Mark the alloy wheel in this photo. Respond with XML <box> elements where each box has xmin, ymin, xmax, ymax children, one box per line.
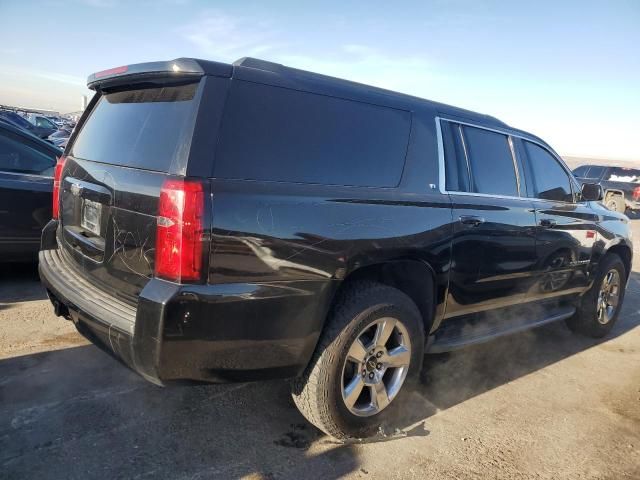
<box><xmin>341</xmin><ymin>317</ymin><xmax>411</xmax><ymax>417</ymax></box>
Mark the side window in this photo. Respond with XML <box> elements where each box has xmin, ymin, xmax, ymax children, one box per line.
<box><xmin>523</xmin><ymin>141</ymin><xmax>573</xmax><ymax>202</ymax></box>
<box><xmin>572</xmin><ymin>166</ymin><xmax>588</xmax><ymax>177</ymax></box>
<box><xmin>0</xmin><ymin>132</ymin><xmax>56</xmax><ymax>176</ymax></box>
<box><xmin>215</xmin><ymin>81</ymin><xmax>411</xmax><ymax>187</ymax></box>
<box><xmin>441</xmin><ymin>121</ymin><xmax>469</xmax><ymax>192</ymax></box>
<box><xmin>585</xmin><ymin>165</ymin><xmax>605</xmax><ymax>180</ymax></box>
<box><xmin>462</xmin><ymin>125</ymin><xmax>518</xmax><ymax>197</ymax></box>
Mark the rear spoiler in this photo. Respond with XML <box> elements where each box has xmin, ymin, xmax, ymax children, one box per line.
<box><xmin>87</xmin><ymin>58</ymin><xmax>232</xmax><ymax>90</ymax></box>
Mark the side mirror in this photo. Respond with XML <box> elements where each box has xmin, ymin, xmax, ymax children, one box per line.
<box><xmin>581</xmin><ymin>183</ymin><xmax>603</xmax><ymax>201</ymax></box>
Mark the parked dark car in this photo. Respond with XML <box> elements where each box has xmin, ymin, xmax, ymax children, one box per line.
<box><xmin>47</xmin><ymin>127</ymin><xmax>73</xmax><ymax>148</ymax></box>
<box><xmin>0</xmin><ymin>120</ymin><xmax>61</xmax><ymax>262</ymax></box>
<box><xmin>573</xmin><ymin>164</ymin><xmax>640</xmax><ymax>213</ymax></box>
<box><xmin>0</xmin><ymin>110</ymin><xmax>56</xmax><ymax>139</ymax></box>
<box><xmin>39</xmin><ymin>57</ymin><xmax>632</xmax><ymax>439</ymax></box>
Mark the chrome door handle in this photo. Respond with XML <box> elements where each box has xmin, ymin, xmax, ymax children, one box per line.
<box><xmin>459</xmin><ymin>215</ymin><xmax>485</xmax><ymax>226</ymax></box>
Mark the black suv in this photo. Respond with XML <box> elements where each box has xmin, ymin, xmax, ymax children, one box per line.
<box><xmin>39</xmin><ymin>57</ymin><xmax>632</xmax><ymax>439</ymax></box>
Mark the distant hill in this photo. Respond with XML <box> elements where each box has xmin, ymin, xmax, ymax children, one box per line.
<box><xmin>563</xmin><ymin>156</ymin><xmax>640</xmax><ymax>170</ymax></box>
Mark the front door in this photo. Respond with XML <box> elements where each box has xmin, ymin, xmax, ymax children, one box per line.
<box><xmin>517</xmin><ymin>139</ymin><xmax>598</xmax><ymax>300</ymax></box>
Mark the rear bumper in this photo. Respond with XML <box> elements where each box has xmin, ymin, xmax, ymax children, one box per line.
<box><xmin>39</xmin><ymin>240</ymin><xmax>334</xmax><ymax>385</ymax></box>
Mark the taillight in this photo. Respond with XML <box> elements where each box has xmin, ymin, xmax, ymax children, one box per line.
<box><xmin>155</xmin><ymin>178</ymin><xmax>205</xmax><ymax>283</ymax></box>
<box><xmin>52</xmin><ymin>156</ymin><xmax>66</xmax><ymax>219</ymax></box>
<box><xmin>633</xmin><ymin>186</ymin><xmax>640</xmax><ymax>201</ymax></box>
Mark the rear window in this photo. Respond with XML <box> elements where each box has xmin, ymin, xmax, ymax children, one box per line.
<box><xmin>215</xmin><ymin>81</ymin><xmax>411</xmax><ymax>187</ymax></box>
<box><xmin>608</xmin><ymin>167</ymin><xmax>640</xmax><ymax>182</ymax></box>
<box><xmin>70</xmin><ymin>83</ymin><xmax>200</xmax><ymax>172</ymax></box>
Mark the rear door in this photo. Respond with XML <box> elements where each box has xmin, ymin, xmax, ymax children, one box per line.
<box><xmin>0</xmin><ymin>128</ymin><xmax>57</xmax><ymax>259</ymax></box>
<box><xmin>440</xmin><ymin>119</ymin><xmax>538</xmax><ymax>318</ymax></box>
<box><xmin>517</xmin><ymin>139</ymin><xmax>598</xmax><ymax>300</ymax></box>
<box><xmin>59</xmin><ymin>79</ymin><xmax>206</xmax><ymax>301</ymax></box>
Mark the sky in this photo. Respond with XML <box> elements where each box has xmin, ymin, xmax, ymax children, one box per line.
<box><xmin>0</xmin><ymin>0</ymin><xmax>638</xmax><ymax>160</ymax></box>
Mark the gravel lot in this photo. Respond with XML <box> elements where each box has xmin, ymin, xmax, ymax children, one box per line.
<box><xmin>1</xmin><ymin>223</ymin><xmax>639</xmax><ymax>479</ymax></box>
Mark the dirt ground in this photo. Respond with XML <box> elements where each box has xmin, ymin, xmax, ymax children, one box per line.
<box><xmin>1</xmin><ymin>224</ymin><xmax>639</xmax><ymax>479</ymax></box>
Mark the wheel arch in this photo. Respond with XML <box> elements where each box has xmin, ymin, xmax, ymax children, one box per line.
<box><xmin>331</xmin><ymin>258</ymin><xmax>437</xmax><ymax>337</ymax></box>
<box><xmin>606</xmin><ymin>242</ymin><xmax>632</xmax><ymax>280</ymax></box>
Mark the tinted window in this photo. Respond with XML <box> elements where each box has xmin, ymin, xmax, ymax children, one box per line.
<box><xmin>524</xmin><ymin>141</ymin><xmax>572</xmax><ymax>202</ymax></box>
<box><xmin>572</xmin><ymin>166</ymin><xmax>588</xmax><ymax>177</ymax></box>
<box><xmin>70</xmin><ymin>83</ymin><xmax>200</xmax><ymax>172</ymax></box>
<box><xmin>0</xmin><ymin>132</ymin><xmax>57</xmax><ymax>175</ymax></box>
<box><xmin>442</xmin><ymin>121</ymin><xmax>469</xmax><ymax>192</ymax></box>
<box><xmin>462</xmin><ymin>125</ymin><xmax>518</xmax><ymax>196</ymax></box>
<box><xmin>585</xmin><ymin>166</ymin><xmax>605</xmax><ymax>179</ymax></box>
<box><xmin>215</xmin><ymin>81</ymin><xmax>411</xmax><ymax>187</ymax></box>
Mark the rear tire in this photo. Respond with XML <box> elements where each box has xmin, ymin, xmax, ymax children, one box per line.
<box><xmin>291</xmin><ymin>282</ymin><xmax>425</xmax><ymax>439</ymax></box>
<box><xmin>566</xmin><ymin>253</ymin><xmax>626</xmax><ymax>338</ymax></box>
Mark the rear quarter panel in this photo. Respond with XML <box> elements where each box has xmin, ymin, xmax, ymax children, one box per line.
<box><xmin>204</xmin><ymin>106</ymin><xmax>454</xmax><ymax>374</ymax></box>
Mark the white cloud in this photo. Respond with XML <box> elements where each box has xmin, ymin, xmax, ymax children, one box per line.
<box><xmin>178</xmin><ymin>10</ymin><xmax>280</xmax><ymax>61</ymax></box>
<box><xmin>34</xmin><ymin>72</ymin><xmax>86</xmax><ymax>87</ymax></box>
<box><xmin>178</xmin><ymin>10</ymin><xmax>440</xmax><ymax>97</ymax></box>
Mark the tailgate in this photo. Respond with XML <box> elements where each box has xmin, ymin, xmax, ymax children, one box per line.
<box><xmin>57</xmin><ymin>80</ymin><xmax>204</xmax><ymax>302</ymax></box>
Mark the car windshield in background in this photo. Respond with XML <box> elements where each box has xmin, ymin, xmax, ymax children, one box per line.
<box><xmin>70</xmin><ymin>82</ymin><xmax>200</xmax><ymax>172</ymax></box>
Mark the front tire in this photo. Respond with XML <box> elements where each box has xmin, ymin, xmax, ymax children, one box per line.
<box><xmin>566</xmin><ymin>253</ymin><xmax>626</xmax><ymax>338</ymax></box>
<box><xmin>291</xmin><ymin>282</ymin><xmax>425</xmax><ymax>439</ymax></box>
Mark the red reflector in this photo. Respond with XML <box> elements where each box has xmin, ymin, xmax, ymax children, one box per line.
<box><xmin>155</xmin><ymin>178</ymin><xmax>205</xmax><ymax>283</ymax></box>
<box><xmin>586</xmin><ymin>230</ymin><xmax>595</xmax><ymax>239</ymax></box>
<box><xmin>52</xmin><ymin>156</ymin><xmax>66</xmax><ymax>220</ymax></box>
<box><xmin>94</xmin><ymin>65</ymin><xmax>128</xmax><ymax>78</ymax></box>
<box><xmin>633</xmin><ymin>186</ymin><xmax>640</xmax><ymax>201</ymax></box>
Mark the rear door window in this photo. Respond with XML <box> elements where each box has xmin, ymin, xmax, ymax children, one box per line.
<box><xmin>523</xmin><ymin>141</ymin><xmax>573</xmax><ymax>202</ymax></box>
<box><xmin>215</xmin><ymin>81</ymin><xmax>411</xmax><ymax>187</ymax></box>
<box><xmin>441</xmin><ymin>121</ymin><xmax>470</xmax><ymax>192</ymax></box>
<box><xmin>461</xmin><ymin>125</ymin><xmax>518</xmax><ymax>197</ymax></box>
<box><xmin>70</xmin><ymin>82</ymin><xmax>200</xmax><ymax>172</ymax></box>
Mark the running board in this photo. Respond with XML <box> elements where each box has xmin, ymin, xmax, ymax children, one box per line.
<box><xmin>428</xmin><ymin>305</ymin><xmax>576</xmax><ymax>353</ymax></box>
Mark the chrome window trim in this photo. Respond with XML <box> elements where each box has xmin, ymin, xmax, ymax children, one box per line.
<box><xmin>457</xmin><ymin>124</ymin><xmax>473</xmax><ymax>189</ymax></box>
<box><xmin>507</xmin><ymin>135</ymin><xmax>522</xmax><ymax>195</ymax></box>
<box><xmin>436</xmin><ymin>116</ymin><xmax>577</xmax><ymax>204</ymax></box>
<box><xmin>0</xmin><ymin>169</ymin><xmax>53</xmax><ymax>180</ymax></box>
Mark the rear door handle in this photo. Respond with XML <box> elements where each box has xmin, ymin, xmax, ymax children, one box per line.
<box><xmin>539</xmin><ymin>218</ymin><xmax>557</xmax><ymax>228</ymax></box>
<box><xmin>459</xmin><ymin>215</ymin><xmax>485</xmax><ymax>226</ymax></box>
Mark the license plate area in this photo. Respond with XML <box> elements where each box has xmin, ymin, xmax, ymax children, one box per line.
<box><xmin>81</xmin><ymin>199</ymin><xmax>102</xmax><ymax>236</ymax></box>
